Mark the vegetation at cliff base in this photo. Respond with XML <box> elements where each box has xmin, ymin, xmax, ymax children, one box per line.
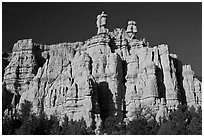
<box><xmin>2</xmin><ymin>101</ymin><xmax>202</xmax><ymax>135</ymax></box>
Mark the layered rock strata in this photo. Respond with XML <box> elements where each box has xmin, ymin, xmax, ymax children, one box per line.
<box><xmin>3</xmin><ymin>12</ymin><xmax>201</xmax><ymax>128</ymax></box>
<box><xmin>3</xmin><ymin>39</ymin><xmax>38</xmax><ymax>95</ymax></box>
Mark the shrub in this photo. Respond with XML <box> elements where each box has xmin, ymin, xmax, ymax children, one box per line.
<box><xmin>2</xmin><ymin>101</ymin><xmax>202</xmax><ymax>135</ymax></box>
<box><xmin>61</xmin><ymin>116</ymin><xmax>90</xmax><ymax>135</ymax></box>
<box><xmin>103</xmin><ymin>115</ymin><xmax>126</xmax><ymax>135</ymax></box>
<box><xmin>157</xmin><ymin>105</ymin><xmax>202</xmax><ymax>135</ymax></box>
<box><xmin>187</xmin><ymin>106</ymin><xmax>202</xmax><ymax>135</ymax></box>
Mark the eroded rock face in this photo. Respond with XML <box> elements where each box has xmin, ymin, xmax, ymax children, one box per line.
<box><xmin>3</xmin><ymin>12</ymin><xmax>201</xmax><ymax>127</ymax></box>
<box><xmin>158</xmin><ymin>45</ymin><xmax>179</xmax><ymax>109</ymax></box>
<box><xmin>182</xmin><ymin>65</ymin><xmax>202</xmax><ymax>107</ymax></box>
<box><xmin>3</xmin><ymin>39</ymin><xmax>38</xmax><ymax>96</ymax></box>
<box><xmin>19</xmin><ymin>43</ymin><xmax>100</xmax><ymax>127</ymax></box>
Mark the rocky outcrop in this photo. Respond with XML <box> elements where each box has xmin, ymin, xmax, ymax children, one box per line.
<box><xmin>19</xmin><ymin>42</ymin><xmax>100</xmax><ymax>127</ymax></box>
<box><xmin>158</xmin><ymin>45</ymin><xmax>179</xmax><ymax>109</ymax></box>
<box><xmin>3</xmin><ymin>12</ymin><xmax>201</xmax><ymax>128</ymax></box>
<box><xmin>125</xmin><ymin>47</ymin><xmax>158</xmax><ymax>120</ymax></box>
<box><xmin>182</xmin><ymin>65</ymin><xmax>202</xmax><ymax>107</ymax></box>
<box><xmin>3</xmin><ymin>39</ymin><xmax>39</xmax><ymax>112</ymax></box>
<box><xmin>155</xmin><ymin>98</ymin><xmax>169</xmax><ymax>124</ymax></box>
<box><xmin>84</xmin><ymin>33</ymin><xmax>125</xmax><ymax>121</ymax></box>
<box><xmin>3</xmin><ymin>39</ymin><xmax>38</xmax><ymax>95</ymax></box>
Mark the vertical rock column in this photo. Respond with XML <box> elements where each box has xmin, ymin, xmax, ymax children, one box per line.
<box><xmin>85</xmin><ymin>34</ymin><xmax>125</xmax><ymax>120</ymax></box>
<box><xmin>71</xmin><ymin>52</ymin><xmax>100</xmax><ymax>127</ymax></box>
<box><xmin>140</xmin><ymin>62</ymin><xmax>158</xmax><ymax>107</ymax></box>
<box><xmin>194</xmin><ymin>78</ymin><xmax>202</xmax><ymax>106</ymax></box>
<box><xmin>158</xmin><ymin>44</ymin><xmax>179</xmax><ymax>109</ymax></box>
<box><xmin>125</xmin><ymin>45</ymin><xmax>159</xmax><ymax>120</ymax></box>
<box><xmin>104</xmin><ymin>53</ymin><xmax>124</xmax><ymax>118</ymax></box>
<box><xmin>125</xmin><ymin>53</ymin><xmax>140</xmax><ymax>121</ymax></box>
<box><xmin>182</xmin><ymin>65</ymin><xmax>201</xmax><ymax>107</ymax></box>
<box><xmin>137</xmin><ymin>47</ymin><xmax>159</xmax><ymax>107</ymax></box>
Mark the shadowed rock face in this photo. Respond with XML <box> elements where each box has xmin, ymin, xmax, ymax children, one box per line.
<box><xmin>2</xmin><ymin>52</ymin><xmax>10</xmax><ymax>80</ymax></box>
<box><xmin>3</xmin><ymin>12</ymin><xmax>201</xmax><ymax>128</ymax></box>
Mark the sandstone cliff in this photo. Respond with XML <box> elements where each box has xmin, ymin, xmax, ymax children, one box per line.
<box><xmin>3</xmin><ymin>12</ymin><xmax>202</xmax><ymax>128</ymax></box>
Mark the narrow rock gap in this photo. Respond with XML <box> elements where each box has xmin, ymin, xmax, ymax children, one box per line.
<box><xmin>173</xmin><ymin>58</ymin><xmax>187</xmax><ymax>105</ymax></box>
<box><xmin>152</xmin><ymin>51</ymin><xmax>154</xmax><ymax>62</ymax></box>
<box><xmin>75</xmin><ymin>83</ymin><xmax>78</xmax><ymax>103</ymax></box>
<box><xmin>121</xmin><ymin>60</ymin><xmax>128</xmax><ymax>119</ymax></box>
<box><xmin>156</xmin><ymin>53</ymin><xmax>166</xmax><ymax>99</ymax></box>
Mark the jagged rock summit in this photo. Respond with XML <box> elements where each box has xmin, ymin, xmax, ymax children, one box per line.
<box><xmin>3</xmin><ymin>12</ymin><xmax>202</xmax><ymax>129</ymax></box>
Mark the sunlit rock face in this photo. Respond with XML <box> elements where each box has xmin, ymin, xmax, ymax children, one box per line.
<box><xmin>3</xmin><ymin>12</ymin><xmax>201</xmax><ymax>127</ymax></box>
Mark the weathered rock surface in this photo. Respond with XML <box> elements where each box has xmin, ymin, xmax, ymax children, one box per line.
<box><xmin>182</xmin><ymin>65</ymin><xmax>202</xmax><ymax>107</ymax></box>
<box><xmin>3</xmin><ymin>12</ymin><xmax>202</xmax><ymax>127</ymax></box>
<box><xmin>3</xmin><ymin>39</ymin><xmax>38</xmax><ymax>95</ymax></box>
